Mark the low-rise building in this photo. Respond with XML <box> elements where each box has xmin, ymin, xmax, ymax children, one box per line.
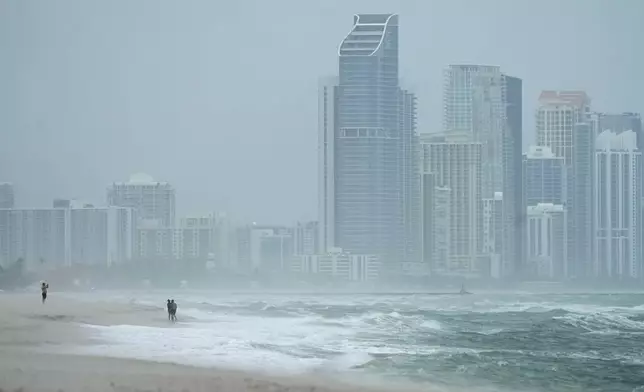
<box><xmin>292</xmin><ymin>248</ymin><xmax>379</xmax><ymax>281</ymax></box>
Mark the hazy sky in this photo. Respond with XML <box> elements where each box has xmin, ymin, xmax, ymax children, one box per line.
<box><xmin>1</xmin><ymin>0</ymin><xmax>642</xmax><ymax>224</ymax></box>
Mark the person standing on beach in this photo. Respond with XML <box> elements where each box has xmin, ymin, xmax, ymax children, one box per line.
<box><xmin>41</xmin><ymin>281</ymin><xmax>49</xmax><ymax>304</ymax></box>
<box><xmin>166</xmin><ymin>299</ymin><xmax>172</xmax><ymax>320</ymax></box>
<box><xmin>170</xmin><ymin>299</ymin><xmax>177</xmax><ymax>322</ymax></box>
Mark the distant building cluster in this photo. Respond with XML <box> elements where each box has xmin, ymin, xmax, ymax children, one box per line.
<box><xmin>2</xmin><ymin>13</ymin><xmax>642</xmax><ymax>285</ymax></box>
<box><xmin>0</xmin><ymin>173</ymin><xmax>373</xmax><ymax>282</ymax></box>
<box><xmin>0</xmin><ymin>201</ymin><xmax>135</xmax><ymax>270</ymax></box>
<box><xmin>317</xmin><ymin>14</ymin><xmax>643</xmax><ymax>283</ymax></box>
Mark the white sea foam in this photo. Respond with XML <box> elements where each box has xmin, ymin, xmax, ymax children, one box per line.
<box><xmin>43</xmin><ymin>290</ymin><xmax>644</xmax><ymax>391</ymax></box>
<box><xmin>75</xmin><ymin>309</ymin><xmax>365</xmax><ymax>373</ymax></box>
<box><xmin>72</xmin><ymin>299</ymin><xmax>453</xmax><ymax>374</ymax></box>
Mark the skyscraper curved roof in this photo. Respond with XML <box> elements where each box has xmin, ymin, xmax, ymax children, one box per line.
<box><xmin>338</xmin><ymin>14</ymin><xmax>398</xmax><ymax>57</ymax></box>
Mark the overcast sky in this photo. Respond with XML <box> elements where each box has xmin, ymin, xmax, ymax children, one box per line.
<box><xmin>1</xmin><ymin>0</ymin><xmax>642</xmax><ymax>224</ymax></box>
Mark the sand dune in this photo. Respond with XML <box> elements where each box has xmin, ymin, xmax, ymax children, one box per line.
<box><xmin>0</xmin><ymin>293</ymin><xmax>436</xmax><ymax>392</ymax></box>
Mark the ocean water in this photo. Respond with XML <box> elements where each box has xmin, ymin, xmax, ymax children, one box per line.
<box><xmin>69</xmin><ymin>291</ymin><xmax>644</xmax><ymax>392</ymax></box>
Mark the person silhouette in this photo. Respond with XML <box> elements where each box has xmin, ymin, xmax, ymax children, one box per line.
<box><xmin>170</xmin><ymin>299</ymin><xmax>177</xmax><ymax>322</ymax></box>
<box><xmin>41</xmin><ymin>281</ymin><xmax>49</xmax><ymax>304</ymax></box>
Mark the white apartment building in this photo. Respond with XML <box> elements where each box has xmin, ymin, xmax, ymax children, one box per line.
<box><xmin>526</xmin><ymin>203</ymin><xmax>567</xmax><ymax>280</ymax></box>
<box><xmin>593</xmin><ymin>130</ymin><xmax>642</xmax><ymax>279</ymax></box>
<box><xmin>176</xmin><ymin>214</ymin><xmax>218</xmax><ymax>260</ymax></box>
<box><xmin>0</xmin><ymin>206</ymin><xmax>135</xmax><ymax>269</ymax></box>
<box><xmin>420</xmin><ymin>172</ymin><xmax>451</xmax><ymax>274</ymax></box>
<box><xmin>536</xmin><ymin>91</ymin><xmax>591</xmax><ymax>165</ymax></box>
<box><xmin>249</xmin><ymin>226</ymin><xmax>294</xmax><ymax>272</ymax></box>
<box><xmin>0</xmin><ymin>208</ymin><xmax>68</xmax><ymax>269</ymax></box>
<box><xmin>292</xmin><ymin>248</ymin><xmax>379</xmax><ymax>281</ymax></box>
<box><xmin>69</xmin><ymin>206</ymin><xmax>136</xmax><ymax>267</ymax></box>
<box><xmin>536</xmin><ymin>92</ymin><xmax>590</xmax><ymax>279</ymax></box>
<box><xmin>421</xmin><ymin>133</ymin><xmax>483</xmax><ymax>276</ymax></box>
<box><xmin>136</xmin><ymin>213</ymin><xmax>229</xmax><ymax>265</ymax></box>
<box><xmin>136</xmin><ymin>220</ymin><xmax>174</xmax><ymax>260</ymax></box>
<box><xmin>211</xmin><ymin>212</ymin><xmax>232</xmax><ymax>269</ymax></box>
<box><xmin>431</xmin><ymin>186</ymin><xmax>451</xmax><ymax>273</ymax></box>
<box><xmin>293</xmin><ymin>221</ymin><xmax>319</xmax><ymax>255</ymax></box>
<box><xmin>107</xmin><ymin>173</ymin><xmax>176</xmax><ymax>227</ymax></box>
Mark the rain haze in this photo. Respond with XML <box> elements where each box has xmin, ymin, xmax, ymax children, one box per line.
<box><xmin>2</xmin><ymin>2</ymin><xmax>644</xmax><ymax>392</ymax></box>
<box><xmin>1</xmin><ymin>0</ymin><xmax>642</xmax><ymax>223</ymax></box>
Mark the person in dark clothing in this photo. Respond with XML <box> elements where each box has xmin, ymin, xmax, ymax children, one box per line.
<box><xmin>41</xmin><ymin>282</ymin><xmax>49</xmax><ymax>304</ymax></box>
<box><xmin>166</xmin><ymin>299</ymin><xmax>172</xmax><ymax>320</ymax></box>
<box><xmin>170</xmin><ymin>299</ymin><xmax>177</xmax><ymax>322</ymax></box>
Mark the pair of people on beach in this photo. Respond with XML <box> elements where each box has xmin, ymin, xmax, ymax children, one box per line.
<box><xmin>166</xmin><ymin>299</ymin><xmax>178</xmax><ymax>321</ymax></box>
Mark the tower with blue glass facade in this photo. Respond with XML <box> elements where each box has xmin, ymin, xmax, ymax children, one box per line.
<box><xmin>318</xmin><ymin>14</ymin><xmax>419</xmax><ymax>270</ymax></box>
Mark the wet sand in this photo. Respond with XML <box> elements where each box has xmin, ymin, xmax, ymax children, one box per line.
<box><xmin>0</xmin><ymin>293</ymin><xmax>432</xmax><ymax>392</ymax></box>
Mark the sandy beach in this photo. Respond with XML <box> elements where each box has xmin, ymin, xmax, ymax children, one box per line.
<box><xmin>0</xmin><ymin>293</ymin><xmax>428</xmax><ymax>392</ymax></box>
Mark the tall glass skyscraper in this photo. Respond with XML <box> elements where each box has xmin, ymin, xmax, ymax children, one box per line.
<box><xmin>318</xmin><ymin>14</ymin><xmax>419</xmax><ymax>268</ymax></box>
<box><xmin>442</xmin><ymin>65</ymin><xmax>523</xmax><ymax>277</ymax></box>
<box><xmin>501</xmin><ymin>74</ymin><xmax>524</xmax><ymax>278</ymax></box>
<box><xmin>443</xmin><ymin>65</ymin><xmax>504</xmax><ymax>198</ymax></box>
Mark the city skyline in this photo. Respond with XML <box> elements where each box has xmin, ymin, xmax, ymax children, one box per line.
<box><xmin>2</xmin><ymin>0</ymin><xmax>642</xmax><ymax>224</ymax></box>
<box><xmin>3</xmin><ymin>6</ymin><xmax>644</xmax><ymax>392</ymax></box>
<box><xmin>2</xmin><ymin>6</ymin><xmax>643</xmax><ymax>282</ymax></box>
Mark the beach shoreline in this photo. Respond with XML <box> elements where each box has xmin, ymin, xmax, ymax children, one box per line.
<box><xmin>0</xmin><ymin>349</ymin><xmax>404</xmax><ymax>392</ymax></box>
<box><xmin>0</xmin><ymin>293</ymin><xmax>426</xmax><ymax>392</ymax></box>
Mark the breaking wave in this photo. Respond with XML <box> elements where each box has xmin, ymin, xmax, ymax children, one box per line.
<box><xmin>34</xmin><ymin>291</ymin><xmax>644</xmax><ymax>391</ymax></box>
